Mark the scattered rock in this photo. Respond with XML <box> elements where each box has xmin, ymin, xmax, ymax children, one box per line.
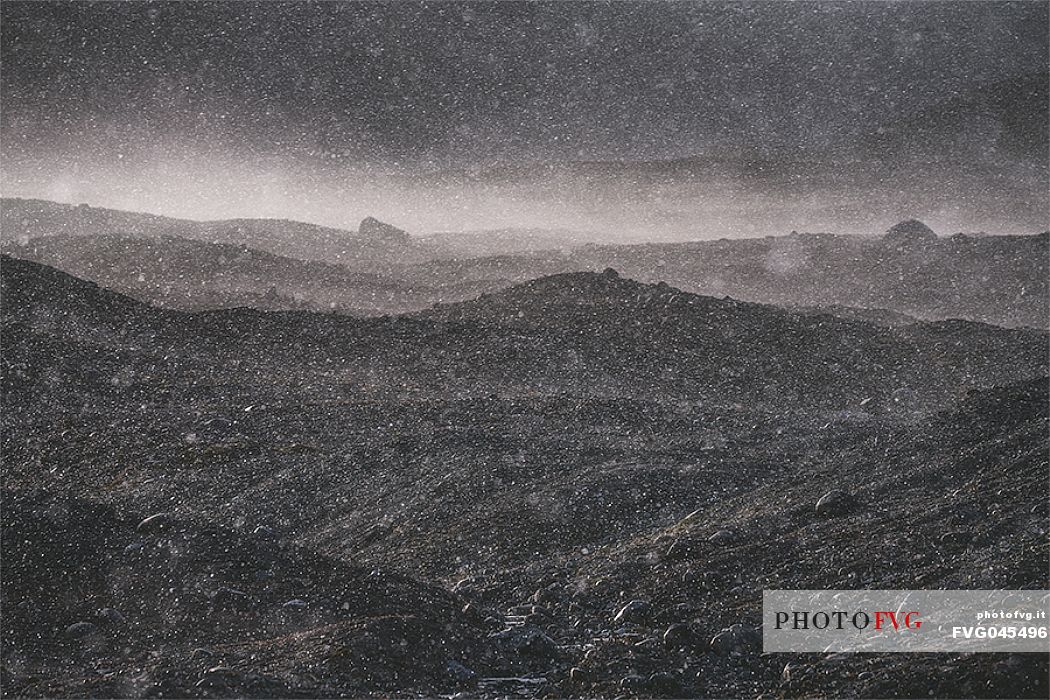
<box><xmin>613</xmin><ymin>599</ymin><xmax>651</xmax><ymax>624</ymax></box>
<box><xmin>710</xmin><ymin>623</ymin><xmax>761</xmax><ymax>655</ymax></box>
<box><xmin>620</xmin><ymin>674</ymin><xmax>645</xmax><ymax>691</ymax></box>
<box><xmin>821</xmin><ymin>652</ymin><xmax>851</xmax><ymax>665</ymax></box>
<box><xmin>492</xmin><ymin>625</ymin><xmax>558</xmax><ymax>659</ymax></box>
<box><xmin>97</xmin><ymin>608</ymin><xmax>124</xmax><ymax>625</ymax></box>
<box><xmin>708</xmin><ymin>529</ymin><xmax>735</xmax><ymax>545</ymax></box>
<box><xmin>211</xmin><ymin>587</ymin><xmax>251</xmax><ymax>612</ymax></box>
<box><xmin>523</xmin><ymin>612</ymin><xmax>546</xmax><ymax>627</ymax></box>
<box><xmin>445</xmin><ymin>660</ymin><xmax>476</xmax><ymax>685</ymax></box>
<box><xmin>452</xmin><ymin>577</ymin><xmax>477</xmax><ymax>594</ymax></box>
<box><xmin>136</xmin><ymin>512</ymin><xmax>172</xmax><ymax>533</ymax></box>
<box><xmin>65</xmin><ymin>622</ymin><xmax>98</xmax><ymax>639</ymax></box>
<box><xmin>676</xmin><ymin>508</ymin><xmax>703</xmax><ymax>526</ymax></box>
<box><xmin>530</xmin><ymin>587</ymin><xmax>557</xmax><ymax>606</ymax></box>
<box><xmin>647</xmin><ymin>671</ymin><xmax>682</xmax><ymax>695</ymax></box>
<box><xmin>252</xmin><ymin>525</ymin><xmax>275</xmax><ymax>538</ymax></box>
<box><xmin>663</xmin><ymin>622</ymin><xmax>692</xmax><ymax>649</ymax></box>
<box><xmin>196</xmin><ymin>666</ymin><xmax>239</xmax><ymax>688</ymax></box>
<box><xmin>938</xmin><ymin>531</ymin><xmax>968</xmax><ymax>547</ymax></box>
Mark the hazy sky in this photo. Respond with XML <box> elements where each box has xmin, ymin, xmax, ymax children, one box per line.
<box><xmin>2</xmin><ymin>1</ymin><xmax>1047</xmax><ymax>237</ymax></box>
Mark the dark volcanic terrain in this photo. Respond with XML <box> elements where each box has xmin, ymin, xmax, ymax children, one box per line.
<box><xmin>1</xmin><ymin>252</ymin><xmax>1048</xmax><ymax>698</ymax></box>
<box><xmin>4</xmin><ymin>1</ymin><xmax>1048</xmax><ymax>696</ymax></box>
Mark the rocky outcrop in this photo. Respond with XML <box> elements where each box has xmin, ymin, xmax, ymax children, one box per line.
<box><xmin>884</xmin><ymin>219</ymin><xmax>937</xmax><ymax>245</ymax></box>
<box><xmin>359</xmin><ymin>217</ymin><xmax>411</xmax><ymax>245</ymax></box>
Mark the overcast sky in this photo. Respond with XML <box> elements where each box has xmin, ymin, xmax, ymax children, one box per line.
<box><xmin>2</xmin><ymin>1</ymin><xmax>1047</xmax><ymax>236</ymax></box>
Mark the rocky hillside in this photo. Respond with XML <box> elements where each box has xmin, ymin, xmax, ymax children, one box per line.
<box><xmin>5</xmin><ymin>256</ymin><xmax>1046</xmax><ymax>413</ymax></box>
<box><xmin>418</xmin><ymin>268</ymin><xmax>1047</xmax><ymax>410</ymax></box>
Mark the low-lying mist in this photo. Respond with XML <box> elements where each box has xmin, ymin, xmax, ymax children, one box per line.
<box><xmin>2</xmin><ymin>146</ymin><xmax>1047</xmax><ymax>241</ymax></box>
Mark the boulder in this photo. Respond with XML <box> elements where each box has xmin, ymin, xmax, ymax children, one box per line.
<box><xmin>97</xmin><ymin>608</ymin><xmax>124</xmax><ymax>625</ymax></box>
<box><xmin>613</xmin><ymin>599</ymin><xmax>651</xmax><ymax>624</ymax></box>
<box><xmin>491</xmin><ymin>625</ymin><xmax>558</xmax><ymax>658</ymax></box>
<box><xmin>65</xmin><ymin>621</ymin><xmax>98</xmax><ymax>639</ymax></box>
<box><xmin>885</xmin><ymin>219</ymin><xmax>936</xmax><ymax>245</ymax></box>
<box><xmin>445</xmin><ymin>660</ymin><xmax>477</xmax><ymax>685</ymax></box>
<box><xmin>211</xmin><ymin>587</ymin><xmax>251</xmax><ymax>612</ymax></box>
<box><xmin>815</xmin><ymin>489</ymin><xmax>856</xmax><ymax>517</ymax></box>
<box><xmin>663</xmin><ymin>622</ymin><xmax>693</xmax><ymax>649</ymax></box>
<box><xmin>136</xmin><ymin>512</ymin><xmax>172</xmax><ymax>534</ymax></box>
<box><xmin>707</xmin><ymin>529</ymin><xmax>735</xmax><ymax>545</ymax></box>
<box><xmin>710</xmin><ymin>623</ymin><xmax>761</xmax><ymax>655</ymax></box>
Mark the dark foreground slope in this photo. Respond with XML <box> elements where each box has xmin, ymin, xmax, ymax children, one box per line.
<box><xmin>2</xmin><ymin>381</ymin><xmax>1045</xmax><ymax>699</ymax></box>
<box><xmin>1</xmin><ymin>494</ymin><xmax>489</xmax><ymax>698</ymax></box>
<box><xmin>2</xmin><ymin>256</ymin><xmax>1048</xmax><ymax>698</ymax></box>
<box><xmin>536</xmin><ymin>378</ymin><xmax>1049</xmax><ymax>698</ymax></box>
<box><xmin>432</xmin><ymin>380</ymin><xmax>1047</xmax><ymax>699</ymax></box>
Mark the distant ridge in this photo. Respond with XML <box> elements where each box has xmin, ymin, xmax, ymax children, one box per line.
<box><xmin>3</xmin><ymin>198</ymin><xmax>1048</xmax><ymax>327</ymax></box>
<box><xmin>1</xmin><ymin>233</ymin><xmax>438</xmax><ymax>314</ymax></box>
<box><xmin>0</xmin><ymin>198</ymin><xmax>418</xmax><ymax>265</ymax></box>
